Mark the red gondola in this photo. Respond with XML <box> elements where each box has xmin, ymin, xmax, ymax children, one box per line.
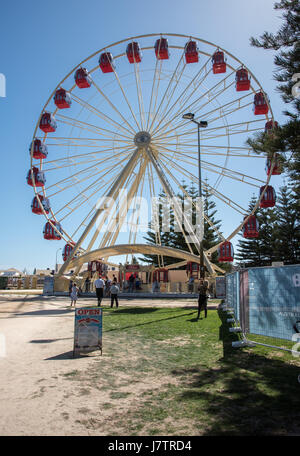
<box><xmin>218</xmin><ymin>241</ymin><xmax>234</xmax><ymax>262</ymax></box>
<box><xmin>99</xmin><ymin>52</ymin><xmax>115</xmax><ymax>73</ymax></box>
<box><xmin>243</xmin><ymin>215</ymin><xmax>259</xmax><ymax>238</ymax></box>
<box><xmin>212</xmin><ymin>50</ymin><xmax>226</xmax><ymax>74</ymax></box>
<box><xmin>74</xmin><ymin>68</ymin><xmax>92</xmax><ymax>88</ymax></box>
<box><xmin>126</xmin><ymin>42</ymin><xmax>142</xmax><ymax>63</ymax></box>
<box><xmin>253</xmin><ymin>92</ymin><xmax>269</xmax><ymax>115</ymax></box>
<box><xmin>259</xmin><ymin>185</ymin><xmax>276</xmax><ymax>208</ymax></box>
<box><xmin>31</xmin><ymin>194</ymin><xmax>50</xmax><ymax>214</ymax></box>
<box><xmin>26</xmin><ymin>167</ymin><xmax>46</xmax><ymax>187</ymax></box>
<box><xmin>153</xmin><ymin>268</ymin><xmax>168</xmax><ymax>282</ymax></box>
<box><xmin>53</xmin><ymin>88</ymin><xmax>72</xmax><ymax>109</ymax></box>
<box><xmin>235</xmin><ymin>68</ymin><xmax>250</xmax><ymax>91</ymax></box>
<box><xmin>265</xmin><ymin>154</ymin><xmax>282</xmax><ymax>176</ymax></box>
<box><xmin>62</xmin><ymin>242</ymin><xmax>75</xmax><ymax>261</ymax></box>
<box><xmin>43</xmin><ymin>221</ymin><xmax>62</xmax><ymax>240</ymax></box>
<box><xmin>185</xmin><ymin>40</ymin><xmax>198</xmax><ymax>64</ymax></box>
<box><xmin>154</xmin><ymin>38</ymin><xmax>169</xmax><ymax>60</ymax></box>
<box><xmin>186</xmin><ymin>262</ymin><xmax>199</xmax><ymax>278</ymax></box>
<box><xmin>265</xmin><ymin>120</ymin><xmax>279</xmax><ymax>135</ymax></box>
<box><xmin>29</xmin><ymin>139</ymin><xmax>48</xmax><ymax>159</ymax></box>
<box><xmin>88</xmin><ymin>261</ymin><xmax>103</xmax><ymax>274</ymax></box>
<box><xmin>39</xmin><ymin>112</ymin><xmax>57</xmax><ymax>133</ymax></box>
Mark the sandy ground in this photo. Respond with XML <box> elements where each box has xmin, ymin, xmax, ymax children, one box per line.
<box><xmin>0</xmin><ymin>293</ymin><xmax>212</xmax><ymax>436</ymax></box>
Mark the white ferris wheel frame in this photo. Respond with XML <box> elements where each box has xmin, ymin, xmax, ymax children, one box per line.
<box><xmin>29</xmin><ymin>33</ymin><xmax>276</xmax><ymax>276</ymax></box>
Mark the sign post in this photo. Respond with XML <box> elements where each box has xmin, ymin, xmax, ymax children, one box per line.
<box><xmin>73</xmin><ymin>307</ymin><xmax>102</xmax><ymax>357</ymax></box>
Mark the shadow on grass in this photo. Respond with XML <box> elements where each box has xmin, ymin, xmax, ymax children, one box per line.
<box><xmin>103</xmin><ymin>310</ymin><xmax>196</xmax><ymax>333</ymax></box>
<box><xmin>170</xmin><ymin>305</ymin><xmax>300</xmax><ymax>435</ymax></box>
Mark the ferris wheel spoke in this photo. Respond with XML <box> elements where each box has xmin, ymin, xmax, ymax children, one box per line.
<box><xmin>147</xmin><ymin>162</ymin><xmax>164</xmax><ymax>268</ymax></box>
<box><xmin>90</xmin><ymin>76</ymin><xmax>137</xmax><ymax>135</ymax></box>
<box><xmin>129</xmin><ymin>165</ymin><xmax>147</xmax><ymax>246</ymax></box>
<box><xmin>147</xmin><ymin>146</ymin><xmax>199</xmax><ymax>255</ymax></box>
<box><xmin>200</xmin><ymin>160</ymin><xmax>264</xmax><ymax>187</ymax></box>
<box><xmin>44</xmin><ymin>149</ymin><xmax>129</xmax><ymax>190</ymax></box>
<box><xmin>43</xmin><ymin>143</ymin><xmax>132</xmax><ymax>166</ymax></box>
<box><xmin>151</xmin><ymin>56</ymin><xmax>213</xmax><ymax>137</ymax></box>
<box><xmin>197</xmin><ymin>92</ymin><xmax>254</xmax><ymax>123</ymax></box>
<box><xmin>158</xmin><ymin>153</ymin><xmax>247</xmax><ymax>215</ymax></box>
<box><xmin>133</xmin><ymin>61</ymin><xmax>146</xmax><ymax>130</ymax></box>
<box><xmin>146</xmin><ymin>58</ymin><xmax>163</xmax><ymax>130</ymax></box>
<box><xmin>39</xmin><ymin>136</ymin><xmax>131</xmax><ymax>146</ymax></box>
<box><xmin>78</xmin><ymin>148</ymin><xmax>141</xmax><ymax>255</ymax></box>
<box><xmin>97</xmin><ymin>170</ymin><xmax>136</xmax><ymax>249</ymax></box>
<box><xmin>42</xmin><ymin>149</ymin><xmax>129</xmax><ymax>172</ymax></box>
<box><xmin>157</xmin><ymin>156</ymin><xmax>226</xmax><ymax>242</ymax></box>
<box><xmin>152</xmin><ymin>67</ymin><xmax>235</xmax><ymax>138</ymax></box>
<box><xmin>148</xmin><ymin>49</ymin><xmax>186</xmax><ymax>133</ymax></box>
<box><xmin>71</xmin><ymin>93</ymin><xmax>134</xmax><ymax>139</ymax></box>
<box><xmin>57</xmin><ymin>171</ymin><xmax>123</xmax><ymax>224</ymax></box>
<box><xmin>55</xmin><ymin>113</ymin><xmax>132</xmax><ymax>142</ymax></box>
<box><xmin>154</xmin><ymin>118</ymin><xmax>264</xmax><ymax>144</ymax></box>
<box><xmin>45</xmin><ymin>153</ymin><xmax>131</xmax><ymax>197</ymax></box>
<box><xmin>52</xmin><ymin>159</ymin><xmax>128</xmax><ymax>217</ymax></box>
<box><xmin>100</xmin><ymin>157</ymin><xmax>147</xmax><ymax>249</ymax></box>
<box><xmin>112</xmin><ymin>68</ymin><xmax>141</xmax><ymax>131</ymax></box>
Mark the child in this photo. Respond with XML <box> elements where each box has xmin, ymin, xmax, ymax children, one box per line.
<box><xmin>70</xmin><ymin>282</ymin><xmax>79</xmax><ymax>308</ymax></box>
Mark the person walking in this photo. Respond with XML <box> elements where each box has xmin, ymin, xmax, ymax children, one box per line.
<box><xmin>94</xmin><ymin>275</ymin><xmax>105</xmax><ymax>306</ymax></box>
<box><xmin>188</xmin><ymin>275</ymin><xmax>195</xmax><ymax>293</ymax></box>
<box><xmin>110</xmin><ymin>282</ymin><xmax>120</xmax><ymax>308</ymax></box>
<box><xmin>197</xmin><ymin>279</ymin><xmax>209</xmax><ymax>319</ymax></box>
<box><xmin>128</xmin><ymin>274</ymin><xmax>135</xmax><ymax>293</ymax></box>
<box><xmin>70</xmin><ymin>282</ymin><xmax>79</xmax><ymax>308</ymax></box>
<box><xmin>84</xmin><ymin>277</ymin><xmax>90</xmax><ymax>293</ymax></box>
<box><xmin>69</xmin><ymin>280</ymin><xmax>73</xmax><ymax>296</ymax></box>
<box><xmin>105</xmin><ymin>278</ymin><xmax>111</xmax><ymax>297</ymax></box>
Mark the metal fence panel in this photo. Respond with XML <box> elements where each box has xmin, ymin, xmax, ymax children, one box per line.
<box><xmin>248</xmin><ymin>265</ymin><xmax>300</xmax><ymax>341</ymax></box>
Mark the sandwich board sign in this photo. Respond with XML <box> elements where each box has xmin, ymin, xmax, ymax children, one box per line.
<box><xmin>73</xmin><ymin>307</ymin><xmax>102</xmax><ymax>357</ymax></box>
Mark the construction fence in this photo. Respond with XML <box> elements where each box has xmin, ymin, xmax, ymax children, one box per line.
<box><xmin>225</xmin><ymin>264</ymin><xmax>300</xmax><ymax>342</ymax></box>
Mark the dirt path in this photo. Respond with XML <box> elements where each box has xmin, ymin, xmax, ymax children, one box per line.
<box><xmin>0</xmin><ymin>294</ymin><xmax>211</xmax><ymax>436</ymax></box>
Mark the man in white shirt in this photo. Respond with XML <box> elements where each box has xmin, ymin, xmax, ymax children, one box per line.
<box><xmin>94</xmin><ymin>276</ymin><xmax>105</xmax><ymax>306</ymax></box>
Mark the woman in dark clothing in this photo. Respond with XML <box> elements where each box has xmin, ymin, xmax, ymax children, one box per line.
<box><xmin>197</xmin><ymin>279</ymin><xmax>209</xmax><ymax>319</ymax></box>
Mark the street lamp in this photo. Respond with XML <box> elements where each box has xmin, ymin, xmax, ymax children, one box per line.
<box><xmin>182</xmin><ymin>113</ymin><xmax>208</xmax><ymax>279</ymax></box>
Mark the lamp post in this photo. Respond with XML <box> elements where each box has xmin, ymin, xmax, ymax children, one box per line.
<box><xmin>182</xmin><ymin>113</ymin><xmax>208</xmax><ymax>279</ymax></box>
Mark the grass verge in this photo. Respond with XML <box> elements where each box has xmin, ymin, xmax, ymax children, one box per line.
<box><xmin>63</xmin><ymin>304</ymin><xmax>300</xmax><ymax>436</ymax></box>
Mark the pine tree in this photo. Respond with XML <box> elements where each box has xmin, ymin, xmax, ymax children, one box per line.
<box><xmin>250</xmin><ymin>0</ymin><xmax>300</xmax><ymax>117</ymax></box>
<box><xmin>140</xmin><ymin>183</ymin><xmax>223</xmax><ymax>268</ymax></box>
<box><xmin>273</xmin><ymin>185</ymin><xmax>300</xmax><ymax>263</ymax></box>
<box><xmin>235</xmin><ymin>197</ymin><xmax>278</xmax><ymax>267</ymax></box>
<box><xmin>247</xmin><ymin>0</ymin><xmax>300</xmax><ymax>265</ymax></box>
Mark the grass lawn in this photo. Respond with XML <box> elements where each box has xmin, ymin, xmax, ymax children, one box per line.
<box><xmin>65</xmin><ymin>304</ymin><xmax>300</xmax><ymax>436</ymax></box>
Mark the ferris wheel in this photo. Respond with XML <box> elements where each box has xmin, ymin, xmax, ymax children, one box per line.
<box><xmin>28</xmin><ymin>33</ymin><xmax>280</xmax><ymax>276</ymax></box>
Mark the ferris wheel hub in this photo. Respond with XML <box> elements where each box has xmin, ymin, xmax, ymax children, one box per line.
<box><xmin>134</xmin><ymin>131</ymin><xmax>151</xmax><ymax>148</ymax></box>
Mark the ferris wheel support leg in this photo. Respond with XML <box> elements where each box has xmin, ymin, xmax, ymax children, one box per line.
<box><xmin>145</xmin><ymin>146</ymin><xmax>215</xmax><ymax>276</ymax></box>
<box><xmin>99</xmin><ymin>157</ymin><xmax>148</xmax><ymax>250</ymax></box>
<box><xmin>57</xmin><ymin>148</ymin><xmax>140</xmax><ymax>277</ymax></box>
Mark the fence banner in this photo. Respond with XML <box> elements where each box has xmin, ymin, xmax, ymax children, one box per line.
<box><xmin>248</xmin><ymin>265</ymin><xmax>300</xmax><ymax>341</ymax></box>
<box><xmin>226</xmin><ymin>265</ymin><xmax>300</xmax><ymax>341</ymax></box>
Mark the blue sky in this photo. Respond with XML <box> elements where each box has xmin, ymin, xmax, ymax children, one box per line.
<box><xmin>0</xmin><ymin>0</ymin><xmax>288</xmax><ymax>272</ymax></box>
